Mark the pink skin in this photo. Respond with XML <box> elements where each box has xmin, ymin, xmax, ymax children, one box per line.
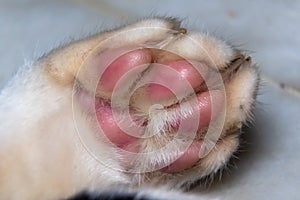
<box><xmin>99</xmin><ymin>48</ymin><xmax>153</xmax><ymax>92</ymax></box>
<box><xmin>162</xmin><ymin>141</ymin><xmax>203</xmax><ymax>173</ymax></box>
<box><xmin>95</xmin><ymin>103</ymin><xmax>138</xmax><ymax>149</ymax></box>
<box><xmin>146</xmin><ymin>60</ymin><xmax>208</xmax><ymax>102</ymax></box>
<box><xmin>80</xmin><ymin>48</ymin><xmax>224</xmax><ymax>173</ymax></box>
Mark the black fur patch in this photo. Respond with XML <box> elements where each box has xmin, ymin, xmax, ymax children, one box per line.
<box><xmin>66</xmin><ymin>190</ymin><xmax>154</xmax><ymax>200</ymax></box>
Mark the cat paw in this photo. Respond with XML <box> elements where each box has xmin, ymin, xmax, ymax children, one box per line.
<box><xmin>45</xmin><ymin>17</ymin><xmax>259</xmax><ymax>187</ymax></box>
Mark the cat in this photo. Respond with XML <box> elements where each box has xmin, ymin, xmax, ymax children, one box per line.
<box><xmin>0</xmin><ymin>17</ymin><xmax>259</xmax><ymax>200</ymax></box>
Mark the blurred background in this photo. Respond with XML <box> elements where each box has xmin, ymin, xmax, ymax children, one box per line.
<box><xmin>0</xmin><ymin>0</ymin><xmax>299</xmax><ymax>199</ymax></box>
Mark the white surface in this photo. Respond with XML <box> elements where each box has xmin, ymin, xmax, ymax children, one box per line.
<box><xmin>0</xmin><ymin>0</ymin><xmax>299</xmax><ymax>199</ymax></box>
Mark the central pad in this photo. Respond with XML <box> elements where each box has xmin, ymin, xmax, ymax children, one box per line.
<box><xmin>83</xmin><ymin>47</ymin><xmax>225</xmax><ymax>173</ymax></box>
